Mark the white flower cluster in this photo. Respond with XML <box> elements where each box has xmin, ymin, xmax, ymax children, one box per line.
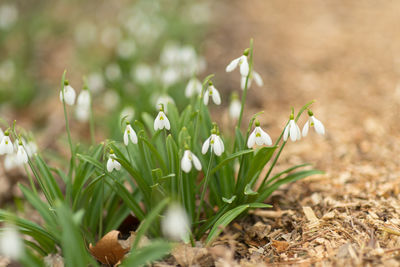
<box><xmin>283</xmin><ymin>110</ymin><xmax>325</xmax><ymax>142</ymax></box>
<box><xmin>0</xmin><ymin>128</ymin><xmax>36</xmax><ymax>171</ymax></box>
<box><xmin>59</xmin><ymin>80</ymin><xmax>92</xmax><ymax>122</ymax></box>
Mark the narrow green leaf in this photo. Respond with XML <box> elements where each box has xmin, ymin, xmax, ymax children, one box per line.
<box><xmin>210</xmin><ymin>149</ymin><xmax>253</xmax><ymax>175</ymax></box>
<box><xmin>122</xmin><ymin>240</ymin><xmax>171</xmax><ymax>267</ymax></box>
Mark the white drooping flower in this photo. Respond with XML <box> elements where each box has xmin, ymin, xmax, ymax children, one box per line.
<box><xmin>154</xmin><ymin>94</ymin><xmax>175</xmax><ymax>112</ymax></box>
<box><xmin>226</xmin><ymin>49</ymin><xmax>250</xmax><ymax>77</ymax></box>
<box><xmin>185</xmin><ymin>77</ymin><xmax>202</xmax><ymax>98</ymax></box>
<box><xmin>161</xmin><ymin>203</ymin><xmax>190</xmax><ymax>242</ymax></box>
<box><xmin>4</xmin><ymin>153</ymin><xmax>17</xmax><ymax>171</ymax></box>
<box><xmin>283</xmin><ymin>114</ymin><xmax>301</xmax><ymax>142</ymax></box>
<box><xmin>229</xmin><ymin>93</ymin><xmax>241</xmax><ymax>120</ymax></box>
<box><xmin>203</xmin><ymin>82</ymin><xmax>221</xmax><ymax>105</ymax></box>
<box><xmin>106</xmin><ymin>150</ymin><xmax>121</xmax><ymax>172</ymax></box>
<box><xmin>75</xmin><ymin>89</ymin><xmax>91</xmax><ymax>122</ymax></box>
<box><xmin>0</xmin><ymin>131</ymin><xmax>13</xmax><ymax>155</ymax></box>
<box><xmin>202</xmin><ymin>128</ymin><xmax>225</xmax><ymax>156</ymax></box>
<box><xmin>25</xmin><ymin>140</ymin><xmax>37</xmax><ymax>157</ymax></box>
<box><xmin>87</xmin><ymin>72</ymin><xmax>104</xmax><ymax>93</ymax></box>
<box><xmin>247</xmin><ymin>121</ymin><xmax>273</xmax><ymax>148</ymax></box>
<box><xmin>241</xmin><ymin>70</ymin><xmax>264</xmax><ymax>90</ymax></box>
<box><xmin>59</xmin><ymin>81</ymin><xmax>76</xmax><ymax>106</ymax></box>
<box><xmin>181</xmin><ymin>149</ymin><xmax>202</xmax><ymax>173</ymax></box>
<box><xmin>123</xmin><ymin>123</ymin><xmax>138</xmax><ymax>146</ymax></box>
<box><xmin>0</xmin><ymin>226</ymin><xmax>23</xmax><ymax>260</ymax></box>
<box><xmin>302</xmin><ymin>110</ymin><xmax>325</xmax><ymax>137</ymax></box>
<box><xmin>15</xmin><ymin>144</ymin><xmax>28</xmax><ymax>165</ymax></box>
<box><xmin>154</xmin><ymin>105</ymin><xmax>170</xmax><ymax>131</ymax></box>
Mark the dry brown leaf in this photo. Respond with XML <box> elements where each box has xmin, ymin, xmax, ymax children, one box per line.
<box><xmin>271</xmin><ymin>240</ymin><xmax>290</xmax><ymax>253</ymax></box>
<box><xmin>89</xmin><ymin>230</ymin><xmax>130</xmax><ymax>265</ymax></box>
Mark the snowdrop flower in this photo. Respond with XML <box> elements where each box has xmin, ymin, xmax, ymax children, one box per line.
<box><xmin>241</xmin><ymin>70</ymin><xmax>263</xmax><ymax>90</ymax></box>
<box><xmin>132</xmin><ymin>63</ymin><xmax>153</xmax><ymax>84</ymax></box>
<box><xmin>181</xmin><ymin>149</ymin><xmax>202</xmax><ymax>173</ymax></box>
<box><xmin>283</xmin><ymin>113</ymin><xmax>301</xmax><ymax>142</ymax></box>
<box><xmin>0</xmin><ymin>226</ymin><xmax>23</xmax><ymax>260</ymax></box>
<box><xmin>247</xmin><ymin>120</ymin><xmax>273</xmax><ymax>148</ymax></box>
<box><xmin>154</xmin><ymin>105</ymin><xmax>170</xmax><ymax>131</ymax></box>
<box><xmin>123</xmin><ymin>122</ymin><xmax>138</xmax><ymax>145</ymax></box>
<box><xmin>203</xmin><ymin>82</ymin><xmax>221</xmax><ymax>105</ymax></box>
<box><xmin>0</xmin><ymin>128</ymin><xmax>3</xmax><ymax>140</ymax></box>
<box><xmin>0</xmin><ymin>130</ymin><xmax>13</xmax><ymax>155</ymax></box>
<box><xmin>0</xmin><ymin>4</ymin><xmax>18</xmax><ymax>30</ymax></box>
<box><xmin>75</xmin><ymin>88</ymin><xmax>91</xmax><ymax>122</ymax></box>
<box><xmin>15</xmin><ymin>141</ymin><xmax>28</xmax><ymax>165</ymax></box>
<box><xmin>117</xmin><ymin>39</ymin><xmax>136</xmax><ymax>59</ymax></box>
<box><xmin>119</xmin><ymin>106</ymin><xmax>135</xmax><ymax>122</ymax></box>
<box><xmin>106</xmin><ymin>150</ymin><xmax>121</xmax><ymax>172</ymax></box>
<box><xmin>161</xmin><ymin>203</ymin><xmax>190</xmax><ymax>242</ymax></box>
<box><xmin>25</xmin><ymin>140</ymin><xmax>37</xmax><ymax>157</ymax></box>
<box><xmin>185</xmin><ymin>77</ymin><xmax>202</xmax><ymax>98</ymax></box>
<box><xmin>229</xmin><ymin>93</ymin><xmax>241</xmax><ymax>120</ymax></box>
<box><xmin>154</xmin><ymin>94</ymin><xmax>175</xmax><ymax>112</ymax></box>
<box><xmin>105</xmin><ymin>63</ymin><xmax>122</xmax><ymax>81</ymax></box>
<box><xmin>202</xmin><ymin>126</ymin><xmax>225</xmax><ymax>156</ymax></box>
<box><xmin>59</xmin><ymin>80</ymin><xmax>76</xmax><ymax>106</ymax></box>
<box><xmin>87</xmin><ymin>72</ymin><xmax>104</xmax><ymax>93</ymax></box>
<box><xmin>226</xmin><ymin>48</ymin><xmax>250</xmax><ymax>77</ymax></box>
<box><xmin>302</xmin><ymin>110</ymin><xmax>325</xmax><ymax>137</ymax></box>
<box><xmin>4</xmin><ymin>153</ymin><xmax>17</xmax><ymax>171</ymax></box>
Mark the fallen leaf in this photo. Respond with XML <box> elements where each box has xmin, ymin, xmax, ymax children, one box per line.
<box><xmin>89</xmin><ymin>230</ymin><xmax>130</xmax><ymax>265</ymax></box>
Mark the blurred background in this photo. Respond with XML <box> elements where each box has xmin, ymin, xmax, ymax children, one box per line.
<box><xmin>1</xmin><ymin>0</ymin><xmax>400</xmax><ymax>214</ymax></box>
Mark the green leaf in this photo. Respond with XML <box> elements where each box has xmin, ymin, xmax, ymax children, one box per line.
<box><xmin>257</xmin><ymin>170</ymin><xmax>324</xmax><ymax>202</ymax></box>
<box><xmin>205</xmin><ymin>203</ymin><xmax>270</xmax><ymax>246</ymax></box>
<box><xmin>76</xmin><ymin>153</ymin><xmax>103</xmax><ymax>170</ymax></box>
<box><xmin>210</xmin><ymin>149</ymin><xmax>253</xmax><ymax>176</ymax></box>
<box><xmin>122</xmin><ymin>240</ymin><xmax>171</xmax><ymax>267</ymax></box>
<box><xmin>244</xmin><ymin>183</ymin><xmax>258</xmax><ymax>195</ymax></box>
<box><xmin>222</xmin><ymin>195</ymin><xmax>236</xmax><ymax>204</ymax></box>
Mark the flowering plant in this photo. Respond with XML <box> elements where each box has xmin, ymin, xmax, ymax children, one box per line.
<box><xmin>0</xmin><ymin>39</ymin><xmax>324</xmax><ymax>265</ymax></box>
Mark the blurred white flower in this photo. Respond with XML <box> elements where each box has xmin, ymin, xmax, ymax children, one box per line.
<box><xmin>0</xmin><ymin>128</ymin><xmax>3</xmax><ymax>140</ymax></box>
<box><xmin>59</xmin><ymin>81</ymin><xmax>76</xmax><ymax>106</ymax></box>
<box><xmin>117</xmin><ymin>39</ymin><xmax>137</xmax><ymax>59</ymax></box>
<box><xmin>16</xmin><ymin>144</ymin><xmax>28</xmax><ymax>165</ymax></box>
<box><xmin>25</xmin><ymin>140</ymin><xmax>37</xmax><ymax>157</ymax></box>
<box><xmin>74</xmin><ymin>21</ymin><xmax>97</xmax><ymax>46</ymax></box>
<box><xmin>226</xmin><ymin>51</ymin><xmax>249</xmax><ymax>77</ymax></box>
<box><xmin>0</xmin><ymin>132</ymin><xmax>13</xmax><ymax>155</ymax></box>
<box><xmin>123</xmin><ymin>123</ymin><xmax>138</xmax><ymax>146</ymax></box>
<box><xmin>103</xmin><ymin>90</ymin><xmax>120</xmax><ymax>111</ymax></box>
<box><xmin>283</xmin><ymin>114</ymin><xmax>301</xmax><ymax>142</ymax></box>
<box><xmin>154</xmin><ymin>107</ymin><xmax>170</xmax><ymax>131</ymax></box>
<box><xmin>247</xmin><ymin>121</ymin><xmax>272</xmax><ymax>148</ymax></box>
<box><xmin>106</xmin><ymin>151</ymin><xmax>121</xmax><ymax>172</ymax></box>
<box><xmin>155</xmin><ymin>94</ymin><xmax>175</xmax><ymax>111</ymax></box>
<box><xmin>105</xmin><ymin>63</ymin><xmax>122</xmax><ymax>82</ymax></box>
<box><xmin>75</xmin><ymin>89</ymin><xmax>91</xmax><ymax>122</ymax></box>
<box><xmin>161</xmin><ymin>67</ymin><xmax>180</xmax><ymax>87</ymax></box>
<box><xmin>4</xmin><ymin>153</ymin><xmax>17</xmax><ymax>171</ymax></box>
<box><xmin>181</xmin><ymin>150</ymin><xmax>202</xmax><ymax>173</ymax></box>
<box><xmin>229</xmin><ymin>93</ymin><xmax>241</xmax><ymax>120</ymax></box>
<box><xmin>185</xmin><ymin>77</ymin><xmax>202</xmax><ymax>98</ymax></box>
<box><xmin>0</xmin><ymin>60</ymin><xmax>15</xmax><ymax>83</ymax></box>
<box><xmin>0</xmin><ymin>4</ymin><xmax>18</xmax><ymax>30</ymax></box>
<box><xmin>161</xmin><ymin>204</ymin><xmax>190</xmax><ymax>242</ymax></box>
<box><xmin>132</xmin><ymin>64</ymin><xmax>153</xmax><ymax>84</ymax></box>
<box><xmin>0</xmin><ymin>226</ymin><xmax>23</xmax><ymax>260</ymax></box>
<box><xmin>87</xmin><ymin>72</ymin><xmax>104</xmax><ymax>93</ymax></box>
<box><xmin>119</xmin><ymin>106</ymin><xmax>135</xmax><ymax>122</ymax></box>
<box><xmin>302</xmin><ymin>110</ymin><xmax>325</xmax><ymax>137</ymax></box>
<box><xmin>203</xmin><ymin>83</ymin><xmax>221</xmax><ymax>105</ymax></box>
<box><xmin>202</xmin><ymin>133</ymin><xmax>224</xmax><ymax>156</ymax></box>
<box><xmin>187</xmin><ymin>3</ymin><xmax>210</xmax><ymax>24</ymax></box>
<box><xmin>75</xmin><ymin>106</ymin><xmax>90</xmax><ymax>122</ymax></box>
<box><xmin>241</xmin><ymin>70</ymin><xmax>263</xmax><ymax>90</ymax></box>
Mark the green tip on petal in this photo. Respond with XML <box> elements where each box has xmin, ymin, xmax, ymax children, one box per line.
<box><xmin>243</xmin><ymin>48</ymin><xmax>250</xmax><ymax>56</ymax></box>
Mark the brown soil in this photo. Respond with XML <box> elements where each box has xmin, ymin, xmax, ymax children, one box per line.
<box><xmin>191</xmin><ymin>0</ymin><xmax>400</xmax><ymax>266</ymax></box>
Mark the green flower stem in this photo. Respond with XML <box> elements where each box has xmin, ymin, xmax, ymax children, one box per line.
<box><xmin>89</xmin><ymin>91</ymin><xmax>95</xmax><ymax>146</ymax></box>
<box><xmin>61</xmin><ymin>71</ymin><xmax>75</xmax><ymax>178</ymax></box>
<box><xmin>196</xmin><ymin>152</ymin><xmax>214</xmax><ymax>223</ymax></box>
<box><xmin>237</xmin><ymin>38</ymin><xmax>254</xmax><ymax>130</ymax></box>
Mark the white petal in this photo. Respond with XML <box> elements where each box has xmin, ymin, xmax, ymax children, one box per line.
<box><xmin>213</xmin><ymin>136</ymin><xmax>224</xmax><ymax>156</ymax></box>
<box><xmin>229</xmin><ymin>100</ymin><xmax>241</xmax><ymax>120</ymax></box>
<box><xmin>201</xmin><ymin>137</ymin><xmax>210</xmax><ymax>154</ymax></box>
<box><xmin>191</xmin><ymin>153</ymin><xmax>202</xmax><ymax>171</ymax></box>
<box><xmin>253</xmin><ymin>71</ymin><xmax>264</xmax><ymax>86</ymax></box>
<box><xmin>114</xmin><ymin>160</ymin><xmax>121</xmax><ymax>171</ymax></box>
<box><xmin>164</xmin><ymin>115</ymin><xmax>171</xmax><ymax>130</ymax></box>
<box><xmin>107</xmin><ymin>158</ymin><xmax>114</xmax><ymax>172</ymax></box>
<box><xmin>185</xmin><ymin>79</ymin><xmax>194</xmax><ymax>98</ymax></box>
<box><xmin>123</xmin><ymin>130</ymin><xmax>129</xmax><ymax>146</ymax></box>
<box><xmin>240</xmin><ymin>76</ymin><xmax>246</xmax><ymax>90</ymax></box>
<box><xmin>247</xmin><ymin>130</ymin><xmax>256</xmax><ymax>148</ymax></box>
<box><xmin>130</xmin><ymin>130</ymin><xmax>138</xmax><ymax>144</ymax></box>
<box><xmin>260</xmin><ymin>129</ymin><xmax>272</xmax><ymax>145</ymax></box>
<box><xmin>203</xmin><ymin>89</ymin><xmax>209</xmax><ymax>105</ymax></box>
<box><xmin>153</xmin><ymin>113</ymin><xmax>160</xmax><ymax>130</ymax></box>
<box><xmin>289</xmin><ymin>120</ymin><xmax>298</xmax><ymax>142</ymax></box>
<box><xmin>283</xmin><ymin>124</ymin><xmax>289</xmax><ymax>141</ymax></box>
<box><xmin>295</xmin><ymin>123</ymin><xmax>302</xmax><ymax>141</ymax></box>
<box><xmin>239</xmin><ymin>56</ymin><xmax>249</xmax><ymax>77</ymax></box>
<box><xmin>181</xmin><ymin>151</ymin><xmax>192</xmax><ymax>173</ymax></box>
<box><xmin>226</xmin><ymin>57</ymin><xmax>240</xmax><ymax>72</ymax></box>
<box><xmin>313</xmin><ymin>117</ymin><xmax>325</xmax><ymax>135</ymax></box>
<box><xmin>302</xmin><ymin>121</ymin><xmax>310</xmax><ymax>137</ymax></box>
<box><xmin>211</xmin><ymin>86</ymin><xmax>221</xmax><ymax>105</ymax></box>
